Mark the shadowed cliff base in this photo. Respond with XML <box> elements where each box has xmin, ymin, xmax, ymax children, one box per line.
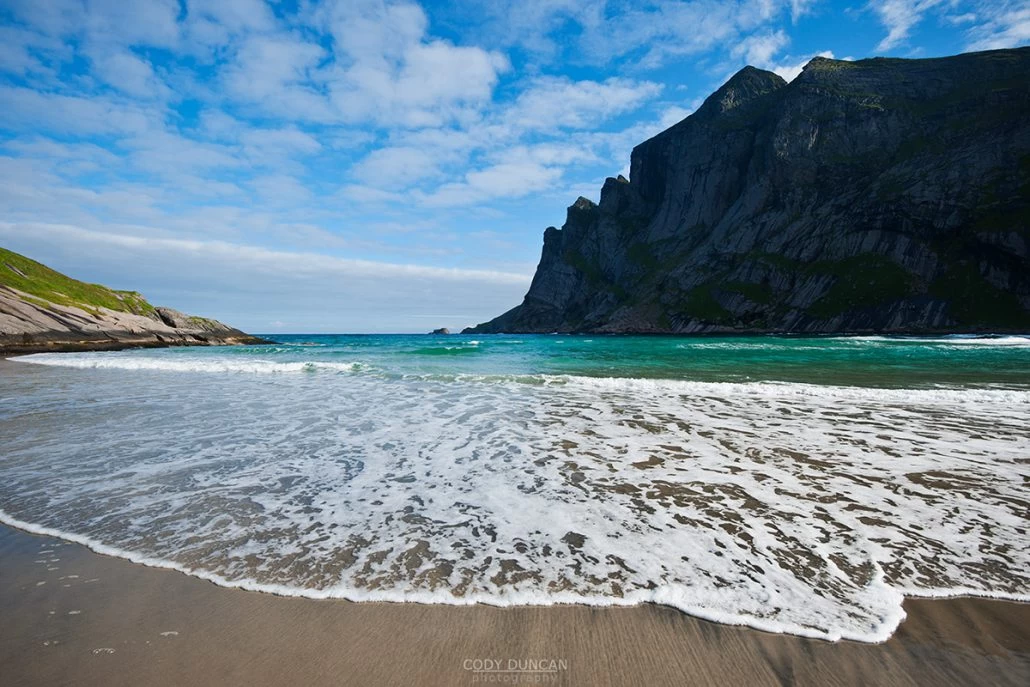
<box><xmin>467</xmin><ymin>48</ymin><xmax>1030</xmax><ymax>335</ymax></box>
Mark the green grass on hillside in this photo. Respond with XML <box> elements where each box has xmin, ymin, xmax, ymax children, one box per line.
<box><xmin>0</xmin><ymin>246</ymin><xmax>156</xmax><ymax>316</ymax></box>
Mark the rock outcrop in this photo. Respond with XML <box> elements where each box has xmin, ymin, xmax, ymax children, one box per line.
<box><xmin>430</xmin><ymin>327</ymin><xmax>451</xmax><ymax>335</ymax></box>
<box><xmin>467</xmin><ymin>48</ymin><xmax>1030</xmax><ymax>334</ymax></box>
<box><xmin>0</xmin><ymin>247</ymin><xmax>269</xmax><ymax>355</ymax></box>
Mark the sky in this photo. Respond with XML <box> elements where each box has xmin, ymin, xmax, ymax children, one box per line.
<box><xmin>0</xmin><ymin>1</ymin><xmax>1028</xmax><ymax>333</ymax></box>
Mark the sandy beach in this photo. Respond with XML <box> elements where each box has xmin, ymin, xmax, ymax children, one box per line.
<box><xmin>1</xmin><ymin>523</ymin><xmax>1026</xmax><ymax>686</ymax></box>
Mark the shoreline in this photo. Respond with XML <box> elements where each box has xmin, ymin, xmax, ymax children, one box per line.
<box><xmin>2</xmin><ymin>522</ymin><xmax>1027</xmax><ymax>686</ymax></box>
<box><xmin>0</xmin><ymin>335</ymin><xmax>273</xmax><ymax>357</ymax></box>
<box><xmin>4</xmin><ymin>507</ymin><xmax>1028</xmax><ymax>644</ymax></box>
<box><xmin>3</xmin><ymin>330</ymin><xmax>1026</xmax><ymax>360</ymax></box>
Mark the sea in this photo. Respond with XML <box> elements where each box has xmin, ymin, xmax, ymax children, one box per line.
<box><xmin>1</xmin><ymin>333</ymin><xmax>1028</xmax><ymax>642</ymax></box>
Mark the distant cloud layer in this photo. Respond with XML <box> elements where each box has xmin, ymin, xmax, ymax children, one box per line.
<box><xmin>0</xmin><ymin>0</ymin><xmax>1026</xmax><ymax>331</ymax></box>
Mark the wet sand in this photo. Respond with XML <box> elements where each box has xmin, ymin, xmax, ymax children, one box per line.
<box><xmin>1</xmin><ymin>523</ymin><xmax>1027</xmax><ymax>687</ymax></box>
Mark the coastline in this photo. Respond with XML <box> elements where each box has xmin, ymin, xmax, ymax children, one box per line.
<box><xmin>5</xmin><ymin>330</ymin><xmax>1025</xmax><ymax>359</ymax></box>
<box><xmin>0</xmin><ymin>334</ymin><xmax>273</xmax><ymax>357</ymax></box>
<box><xmin>1</xmin><ymin>522</ymin><xmax>1027</xmax><ymax>687</ymax></box>
<box><xmin>462</xmin><ymin>326</ymin><xmax>1030</xmax><ymax>336</ymax></box>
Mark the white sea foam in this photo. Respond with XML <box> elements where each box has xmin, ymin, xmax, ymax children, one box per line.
<box><xmin>1</xmin><ymin>351</ymin><xmax>1028</xmax><ymax>643</ymax></box>
<box><xmin>676</xmin><ymin>335</ymin><xmax>1030</xmax><ymax>350</ymax></box>
<box><xmin>14</xmin><ymin>353</ymin><xmax>1030</xmax><ymax>405</ymax></box>
<box><xmin>11</xmin><ymin>354</ymin><xmax>361</xmax><ymax>375</ymax></box>
<box><xmin>850</xmin><ymin>335</ymin><xmax>1030</xmax><ymax>346</ymax></box>
<box><xmin>549</xmin><ymin>374</ymin><xmax>1030</xmax><ymax>404</ymax></box>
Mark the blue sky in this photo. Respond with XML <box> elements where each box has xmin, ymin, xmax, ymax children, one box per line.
<box><xmin>1</xmin><ymin>0</ymin><xmax>1027</xmax><ymax>333</ymax></box>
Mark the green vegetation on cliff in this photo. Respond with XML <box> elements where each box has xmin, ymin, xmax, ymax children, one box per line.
<box><xmin>0</xmin><ymin>247</ymin><xmax>156</xmax><ymax>316</ymax></box>
<box><xmin>467</xmin><ymin>48</ymin><xmax>1030</xmax><ymax>335</ymax></box>
<box><xmin>0</xmin><ymin>246</ymin><xmax>267</xmax><ymax>355</ymax></box>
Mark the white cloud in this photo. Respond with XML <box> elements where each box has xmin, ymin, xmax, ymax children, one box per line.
<box><xmin>3</xmin><ymin>220</ymin><xmax>522</xmax><ymax>278</ymax></box>
<box><xmin>450</xmin><ymin>0</ymin><xmax>595</xmax><ymax>60</ymax></box>
<box><xmin>570</xmin><ymin>104</ymin><xmax>697</xmax><ymax>179</ymax></box>
<box><xmin>767</xmin><ymin>50</ymin><xmax>836</xmax><ymax>81</ymax></box>
<box><xmin>221</xmin><ymin>33</ymin><xmax>334</xmax><ymax>121</ymax></box>
<box><xmin>731</xmin><ymin>30</ymin><xmax>791</xmax><ymax>65</ymax></box>
<box><xmin>240</xmin><ymin>127</ymin><xmax>323</xmax><ymax>158</ymax></box>
<box><xmin>721</xmin><ymin>24</ymin><xmax>837</xmax><ymax>83</ymax></box>
<box><xmin>4</xmin><ymin>138</ymin><xmax>121</xmax><ymax>170</ymax></box>
<box><xmin>503</xmin><ymin>77</ymin><xmax>663</xmax><ymax>132</ymax></box>
<box><xmin>0</xmin><ymin>24</ymin><xmax>70</xmax><ymax>76</ymax></box>
<box><xmin>472</xmin><ymin>0</ymin><xmax>802</xmax><ymax>69</ymax></box>
<box><xmin>789</xmin><ymin>0</ymin><xmax>819</xmax><ymax>22</ymax></box>
<box><xmin>248</xmin><ymin>175</ymin><xmax>315</xmax><ymax>206</ymax></box>
<box><xmin>6</xmin><ymin>0</ymin><xmax>180</xmax><ymax>47</ymax></box>
<box><xmin>872</xmin><ymin>0</ymin><xmax>948</xmax><ymax>52</ymax></box>
<box><xmin>585</xmin><ymin>1</ymin><xmax>745</xmax><ymax>67</ymax></box>
<box><xmin>314</xmin><ymin>0</ymin><xmax>510</xmax><ymax>128</ymax></box>
<box><xmin>317</xmin><ymin>0</ymin><xmax>429</xmax><ymax>64</ymax></box>
<box><xmin>342</xmin><ymin>73</ymin><xmax>663</xmax><ymax>202</ymax></box>
<box><xmin>2</xmin><ymin>0</ymin><xmax>86</xmax><ymax>36</ymax></box>
<box><xmin>186</xmin><ymin>0</ymin><xmax>278</xmax><ymax>36</ymax></box>
<box><xmin>83</xmin><ymin>0</ymin><xmax>181</xmax><ymax>48</ymax></box>
<box><xmin>419</xmin><ymin>159</ymin><xmax>565</xmax><ymax>208</ymax></box>
<box><xmin>351</xmin><ymin>146</ymin><xmax>445</xmax><ymax>189</ymax></box>
<box><xmin>123</xmin><ymin>131</ymin><xmax>242</xmax><ymax>175</ymax></box>
<box><xmin>946</xmin><ymin>12</ymin><xmax>978</xmax><ymax>26</ymax></box>
<box><xmin>90</xmin><ymin>48</ymin><xmax>173</xmax><ymax>99</ymax></box>
<box><xmin>0</xmin><ymin>86</ymin><xmax>160</xmax><ymax>136</ymax></box>
<box><xmin>0</xmin><ymin>221</ymin><xmax>532</xmax><ymax>332</ymax></box>
<box><xmin>869</xmin><ymin>0</ymin><xmax>1030</xmax><ymax>54</ymax></box>
<box><xmin>338</xmin><ymin>184</ymin><xmax>406</xmax><ymax>204</ymax></box>
<box><xmin>965</xmin><ymin>3</ymin><xmax>1030</xmax><ymax>50</ymax></box>
<box><xmin>656</xmin><ymin>105</ymin><xmax>694</xmax><ymax>129</ymax></box>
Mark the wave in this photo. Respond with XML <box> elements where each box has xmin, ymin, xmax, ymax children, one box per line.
<box><xmin>11</xmin><ymin>354</ymin><xmax>362</xmax><ymax>375</ymax></box>
<box><xmin>675</xmin><ymin>335</ymin><xmax>1030</xmax><ymax>350</ymax></box>
<box><xmin>849</xmin><ymin>335</ymin><xmax>1030</xmax><ymax>346</ymax></box>
<box><xmin>12</xmin><ymin>353</ymin><xmax>1030</xmax><ymax>403</ymax></box>
<box><xmin>2</xmin><ymin>351</ymin><xmax>1028</xmax><ymax>644</ymax></box>
<box><xmin>543</xmin><ymin>374</ymin><xmax>1030</xmax><ymax>404</ymax></box>
<box><xmin>389</xmin><ymin>372</ymin><xmax>1029</xmax><ymax>405</ymax></box>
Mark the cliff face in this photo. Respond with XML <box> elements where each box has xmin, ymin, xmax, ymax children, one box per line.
<box><xmin>468</xmin><ymin>48</ymin><xmax>1030</xmax><ymax>334</ymax></box>
<box><xmin>0</xmin><ymin>247</ymin><xmax>268</xmax><ymax>355</ymax></box>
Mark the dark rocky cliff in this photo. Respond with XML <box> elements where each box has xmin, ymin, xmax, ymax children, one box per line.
<box><xmin>467</xmin><ymin>48</ymin><xmax>1030</xmax><ymax>334</ymax></box>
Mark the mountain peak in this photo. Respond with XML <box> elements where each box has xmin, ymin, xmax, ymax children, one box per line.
<box><xmin>467</xmin><ymin>48</ymin><xmax>1030</xmax><ymax>335</ymax></box>
<box><xmin>695</xmin><ymin>66</ymin><xmax>786</xmax><ymax>118</ymax></box>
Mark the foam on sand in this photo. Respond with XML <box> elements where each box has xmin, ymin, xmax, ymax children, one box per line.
<box><xmin>1</xmin><ymin>351</ymin><xmax>1028</xmax><ymax>643</ymax></box>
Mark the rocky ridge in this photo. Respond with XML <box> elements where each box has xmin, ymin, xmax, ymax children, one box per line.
<box><xmin>0</xmin><ymin>247</ymin><xmax>268</xmax><ymax>355</ymax></box>
<box><xmin>467</xmin><ymin>48</ymin><xmax>1030</xmax><ymax>334</ymax></box>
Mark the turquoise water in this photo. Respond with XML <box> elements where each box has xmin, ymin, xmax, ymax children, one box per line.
<box><xmin>170</xmin><ymin>333</ymin><xmax>1030</xmax><ymax>387</ymax></box>
<box><xmin>1</xmin><ymin>333</ymin><xmax>1028</xmax><ymax>642</ymax></box>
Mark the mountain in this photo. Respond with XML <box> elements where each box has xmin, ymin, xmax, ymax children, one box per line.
<box><xmin>467</xmin><ymin>48</ymin><xmax>1030</xmax><ymax>335</ymax></box>
<box><xmin>0</xmin><ymin>247</ymin><xmax>268</xmax><ymax>355</ymax></box>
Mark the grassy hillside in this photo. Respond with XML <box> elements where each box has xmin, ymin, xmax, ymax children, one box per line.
<box><xmin>0</xmin><ymin>246</ymin><xmax>156</xmax><ymax>316</ymax></box>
